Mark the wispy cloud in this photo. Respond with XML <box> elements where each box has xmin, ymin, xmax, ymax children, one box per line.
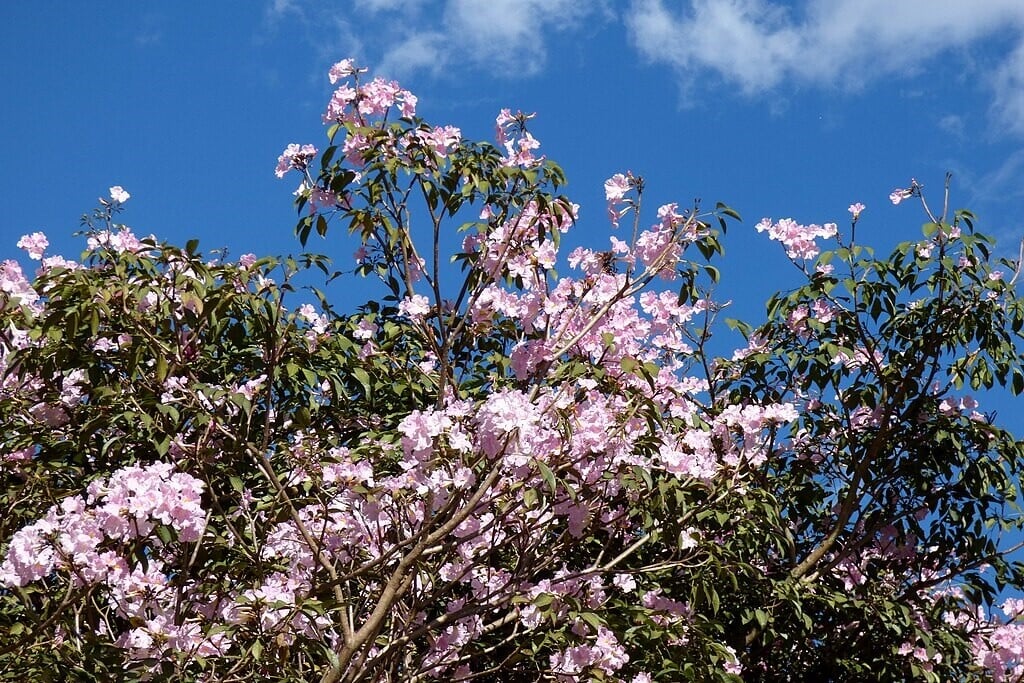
<box><xmin>263</xmin><ymin>0</ymin><xmax>609</xmax><ymax>81</ymax></box>
<box><xmin>990</xmin><ymin>41</ymin><xmax>1024</xmax><ymax>136</ymax></box>
<box><xmin>960</xmin><ymin>148</ymin><xmax>1024</xmax><ymax>204</ymax></box>
<box><xmin>625</xmin><ymin>0</ymin><xmax>1024</xmax><ymax>134</ymax></box>
<box><xmin>131</xmin><ymin>11</ymin><xmax>165</xmax><ymax>48</ymax></box>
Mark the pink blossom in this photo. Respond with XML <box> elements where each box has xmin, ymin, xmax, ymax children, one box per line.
<box><xmin>0</xmin><ymin>259</ymin><xmax>39</xmax><ymax>307</ymax></box>
<box><xmin>848</xmin><ymin>202</ymin><xmax>865</xmax><ymax>219</ymax></box>
<box><xmin>399</xmin><ymin>91</ymin><xmax>418</xmax><ymax>118</ymax></box>
<box><xmin>16</xmin><ymin>232</ymin><xmax>48</xmax><ymax>260</ymax></box>
<box><xmin>86</xmin><ymin>226</ymin><xmax>143</xmax><ymax>254</ymax></box>
<box><xmin>109</xmin><ymin>186</ymin><xmax>130</xmax><ymax>203</ymax></box>
<box><xmin>722</xmin><ymin>646</ymin><xmax>743</xmax><ymax>674</ymax></box>
<box><xmin>756</xmin><ymin>217</ymin><xmax>837</xmax><ymax>261</ymax></box>
<box><xmin>1004</xmin><ymin>598</ymin><xmax>1024</xmax><ymax>619</ymax></box>
<box><xmin>604</xmin><ymin>173</ymin><xmax>632</xmax><ymax>203</ymax></box>
<box><xmin>641</xmin><ymin>590</ymin><xmax>691</xmax><ymax>619</ymax></box>
<box><xmin>613</xmin><ymin>573</ymin><xmax>637</xmax><ymax>593</ymax></box>
<box><xmin>234</xmin><ymin>374</ymin><xmax>267</xmax><ymax>401</ymax></box>
<box><xmin>414</xmin><ymin>125</ymin><xmax>461</xmax><ymax>158</ymax></box>
<box><xmin>275</xmin><ymin>143</ymin><xmax>318</xmax><ymax>178</ymax></box>
<box><xmin>890</xmin><ymin>187</ymin><xmax>913</xmax><ymax>205</ymax></box>
<box><xmin>2</xmin><ymin>446</ymin><xmax>34</xmax><ymax>464</ymax></box>
<box><xmin>1</xmin><ymin>463</ymin><xmax>206</xmax><ymax>588</ymax></box>
<box><xmin>598</xmin><ymin>175</ymin><xmax>630</xmax><ymax>228</ymax></box>
<box><xmin>353</xmin><ymin>318</ymin><xmax>377</xmax><ymax>340</ymax></box>
<box><xmin>308</xmin><ymin>186</ymin><xmax>338</xmax><ymax>212</ymax></box>
<box><xmin>324</xmin><ymin>83</ymin><xmax>358</xmax><ymax>123</ymax></box>
<box><xmin>812</xmin><ymin>298</ymin><xmax>837</xmax><ymax>324</ymax></box>
<box><xmin>328</xmin><ymin>58</ymin><xmax>362</xmax><ymax>84</ymax></box>
<box><xmin>494</xmin><ymin>108</ymin><xmax>516</xmax><ymax>144</ymax></box>
<box><xmin>398</xmin><ymin>294</ymin><xmax>431</xmax><ymax>321</ymax></box>
<box><xmin>495</xmin><ymin>109</ymin><xmax>542</xmax><ymax>167</ymax></box>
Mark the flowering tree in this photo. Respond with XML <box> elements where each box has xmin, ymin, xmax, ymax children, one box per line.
<box><xmin>2</xmin><ymin>60</ymin><xmax>1024</xmax><ymax>682</ymax></box>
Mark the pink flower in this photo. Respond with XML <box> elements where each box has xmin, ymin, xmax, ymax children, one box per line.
<box><xmin>494</xmin><ymin>108</ymin><xmax>516</xmax><ymax>144</ymax></box>
<box><xmin>275</xmin><ymin>143</ymin><xmax>318</xmax><ymax>178</ymax></box>
<box><xmin>109</xmin><ymin>186</ymin><xmax>130</xmax><ymax>203</ymax></box>
<box><xmin>604</xmin><ymin>173</ymin><xmax>632</xmax><ymax>203</ymax></box>
<box><xmin>0</xmin><ymin>259</ymin><xmax>37</xmax><ymax>307</ymax></box>
<box><xmin>398</xmin><ymin>294</ymin><xmax>431</xmax><ymax>321</ymax></box>
<box><xmin>308</xmin><ymin>187</ymin><xmax>338</xmax><ymax>212</ymax></box>
<box><xmin>1003</xmin><ymin>597</ymin><xmax>1024</xmax><ymax>619</ymax></box>
<box><xmin>328</xmin><ymin>58</ymin><xmax>362</xmax><ymax>84</ymax></box>
<box><xmin>324</xmin><ymin>83</ymin><xmax>358</xmax><ymax>123</ymax></box>
<box><xmin>848</xmin><ymin>202</ymin><xmax>865</xmax><ymax>219</ymax></box>
<box><xmin>890</xmin><ymin>187</ymin><xmax>913</xmax><ymax>205</ymax></box>
<box><xmin>86</xmin><ymin>227</ymin><xmax>143</xmax><ymax>254</ymax></box>
<box><xmin>756</xmin><ymin>217</ymin><xmax>837</xmax><ymax>261</ymax></box>
<box><xmin>399</xmin><ymin>91</ymin><xmax>418</xmax><ymax>118</ymax></box>
<box><xmin>16</xmin><ymin>232</ymin><xmax>48</xmax><ymax>260</ymax></box>
<box><xmin>353</xmin><ymin>319</ymin><xmax>378</xmax><ymax>341</ymax></box>
<box><xmin>494</xmin><ymin>109</ymin><xmax>541</xmax><ymax>167</ymax></box>
<box><xmin>604</xmin><ymin>173</ymin><xmax>634</xmax><ymax>228</ymax></box>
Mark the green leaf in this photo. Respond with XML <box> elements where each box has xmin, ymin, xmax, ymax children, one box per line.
<box><xmin>537</xmin><ymin>461</ymin><xmax>557</xmax><ymax>493</ymax></box>
<box><xmin>716</xmin><ymin>202</ymin><xmax>742</xmax><ymax>222</ymax></box>
<box><xmin>353</xmin><ymin>368</ymin><xmax>372</xmax><ymax>396</ymax></box>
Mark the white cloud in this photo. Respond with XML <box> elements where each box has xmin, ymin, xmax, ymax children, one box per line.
<box><xmin>440</xmin><ymin>0</ymin><xmax>597</xmax><ymax>74</ymax></box>
<box><xmin>963</xmin><ymin>148</ymin><xmax>1024</xmax><ymax>204</ymax></box>
<box><xmin>266</xmin><ymin>0</ymin><xmax>304</xmax><ymax>20</ymax></box>
<box><xmin>937</xmin><ymin>114</ymin><xmax>965</xmax><ymax>139</ymax></box>
<box><xmin>991</xmin><ymin>42</ymin><xmax>1024</xmax><ymax>136</ymax></box>
<box><xmin>265</xmin><ymin>0</ymin><xmax>609</xmax><ymax>81</ymax></box>
<box><xmin>626</xmin><ymin>0</ymin><xmax>1024</xmax><ymax>132</ymax></box>
<box><xmin>354</xmin><ymin>0</ymin><xmax>417</xmax><ymax>12</ymax></box>
<box><xmin>376</xmin><ymin>32</ymin><xmax>448</xmax><ymax>80</ymax></box>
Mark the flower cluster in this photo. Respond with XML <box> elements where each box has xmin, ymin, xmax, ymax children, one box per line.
<box><xmin>495</xmin><ymin>108</ymin><xmax>542</xmax><ymax>167</ymax></box>
<box><xmin>1</xmin><ymin>462</ymin><xmax>205</xmax><ymax>588</ymax></box>
<box><xmin>604</xmin><ymin>172</ymin><xmax>635</xmax><ymax>228</ymax></box>
<box><xmin>323</xmin><ymin>60</ymin><xmax>416</xmax><ymax>126</ymax></box>
<box><xmin>3</xmin><ymin>57</ymin><xmax>1022</xmax><ymax>683</ymax></box>
<box><xmin>755</xmin><ymin>216</ymin><xmax>838</xmax><ymax>261</ymax></box>
<box><xmin>275</xmin><ymin>143</ymin><xmax>318</xmax><ymax>178</ymax></box>
<box><xmin>16</xmin><ymin>232</ymin><xmax>48</xmax><ymax>260</ymax></box>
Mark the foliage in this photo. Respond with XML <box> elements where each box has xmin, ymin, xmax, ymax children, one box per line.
<box><xmin>2</xmin><ymin>60</ymin><xmax>1024</xmax><ymax>682</ymax></box>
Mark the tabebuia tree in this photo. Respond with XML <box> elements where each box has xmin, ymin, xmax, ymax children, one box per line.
<box><xmin>2</xmin><ymin>59</ymin><xmax>1024</xmax><ymax>682</ymax></box>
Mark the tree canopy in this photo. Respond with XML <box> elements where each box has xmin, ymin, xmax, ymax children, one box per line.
<box><xmin>2</xmin><ymin>59</ymin><xmax>1024</xmax><ymax>682</ymax></box>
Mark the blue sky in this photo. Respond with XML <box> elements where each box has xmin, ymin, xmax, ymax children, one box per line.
<box><xmin>2</xmin><ymin>1</ymin><xmax>1023</xmax><ymax>426</ymax></box>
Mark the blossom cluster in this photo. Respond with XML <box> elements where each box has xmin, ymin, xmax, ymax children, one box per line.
<box><xmin>1</xmin><ymin>462</ymin><xmax>205</xmax><ymax>588</ymax></box>
<box><xmin>495</xmin><ymin>108</ymin><xmax>542</xmax><ymax>167</ymax></box>
<box><xmin>755</xmin><ymin>217</ymin><xmax>838</xmax><ymax>261</ymax></box>
<box><xmin>275</xmin><ymin>143</ymin><xmax>318</xmax><ymax>178</ymax></box>
<box><xmin>3</xmin><ymin>57</ymin><xmax>1022</xmax><ymax>683</ymax></box>
<box><xmin>604</xmin><ymin>172</ymin><xmax>634</xmax><ymax>228</ymax></box>
<box><xmin>322</xmin><ymin>59</ymin><xmax>417</xmax><ymax>126</ymax></box>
